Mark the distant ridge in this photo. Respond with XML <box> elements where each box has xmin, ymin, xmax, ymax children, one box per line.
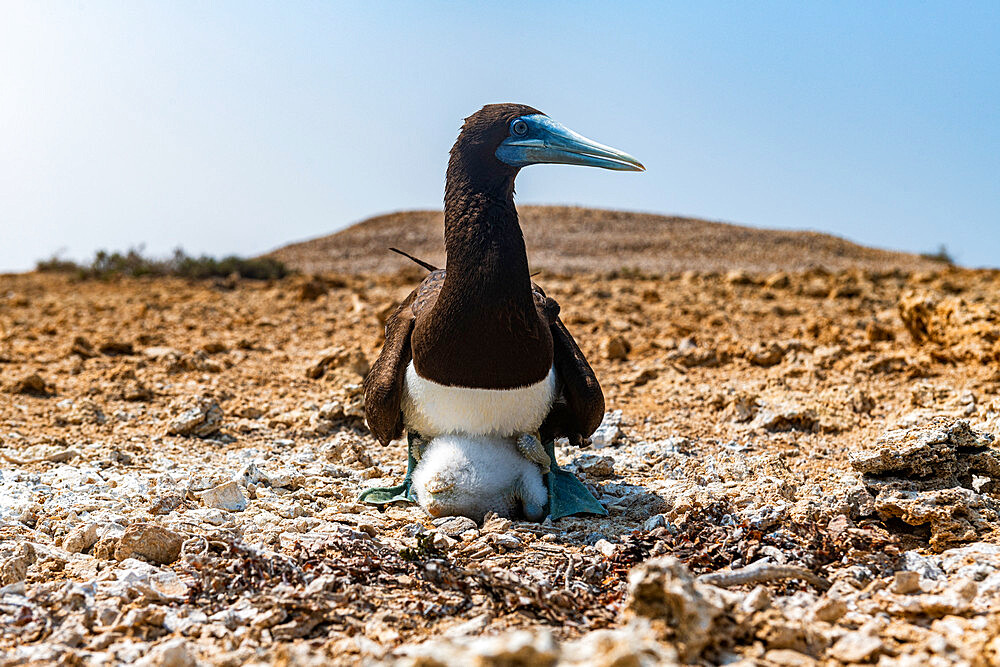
<box><xmin>267</xmin><ymin>205</ymin><xmax>942</xmax><ymax>275</ymax></box>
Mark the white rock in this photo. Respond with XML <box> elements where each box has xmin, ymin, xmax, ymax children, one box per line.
<box><xmin>197</xmin><ymin>480</ymin><xmax>247</xmax><ymax>512</ymax></box>
<box><xmin>137</xmin><ymin>637</ymin><xmax>196</xmax><ymax>667</ymax></box>
<box><xmin>63</xmin><ymin>522</ymin><xmax>99</xmax><ymax>553</ymax></box>
<box><xmin>591</xmin><ymin>410</ymin><xmax>623</xmax><ymax>448</ymax></box>
<box><xmin>594</xmin><ymin>539</ymin><xmax>617</xmax><ymax>558</ymax></box>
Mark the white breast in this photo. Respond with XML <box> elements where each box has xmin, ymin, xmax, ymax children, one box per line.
<box><xmin>401</xmin><ymin>361</ymin><xmax>557</xmax><ymax>437</ymax></box>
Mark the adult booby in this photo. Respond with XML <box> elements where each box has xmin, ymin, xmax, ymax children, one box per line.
<box><xmin>361</xmin><ymin>104</ymin><xmax>643</xmax><ymax>520</ymax></box>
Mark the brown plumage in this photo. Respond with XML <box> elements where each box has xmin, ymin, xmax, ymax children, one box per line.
<box><xmin>363</xmin><ymin>104</ymin><xmax>605</xmax><ymax>447</ymax></box>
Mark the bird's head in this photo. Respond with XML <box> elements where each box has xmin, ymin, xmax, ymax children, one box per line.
<box><xmin>450</xmin><ymin>103</ymin><xmax>644</xmax><ymax>186</ymax></box>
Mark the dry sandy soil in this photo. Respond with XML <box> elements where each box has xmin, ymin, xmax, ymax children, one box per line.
<box><xmin>2</xmin><ymin>209</ymin><xmax>1000</xmax><ymax>665</ymax></box>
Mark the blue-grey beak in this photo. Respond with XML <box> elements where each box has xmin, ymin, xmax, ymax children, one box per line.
<box><xmin>496</xmin><ymin>114</ymin><xmax>644</xmax><ymax>172</ymax></box>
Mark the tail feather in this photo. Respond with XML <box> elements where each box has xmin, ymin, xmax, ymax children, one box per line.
<box><xmin>389</xmin><ymin>247</ymin><xmax>439</xmax><ymax>272</ymax></box>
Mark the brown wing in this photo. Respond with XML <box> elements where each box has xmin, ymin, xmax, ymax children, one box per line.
<box><xmin>532</xmin><ymin>285</ymin><xmax>605</xmax><ymax>445</ymax></box>
<box><xmin>362</xmin><ymin>270</ymin><xmax>445</xmax><ymax>445</ymax></box>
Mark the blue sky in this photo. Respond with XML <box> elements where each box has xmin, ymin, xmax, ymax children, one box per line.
<box><xmin>2</xmin><ymin>1</ymin><xmax>998</xmax><ymax>271</ymax></box>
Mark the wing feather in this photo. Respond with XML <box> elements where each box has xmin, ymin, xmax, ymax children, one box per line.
<box><xmin>532</xmin><ymin>286</ymin><xmax>605</xmax><ymax>444</ymax></box>
<box><xmin>363</xmin><ymin>292</ymin><xmax>416</xmax><ymax>446</ymax></box>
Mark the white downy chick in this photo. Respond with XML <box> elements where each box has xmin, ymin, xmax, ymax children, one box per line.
<box><xmin>412</xmin><ymin>434</ymin><xmax>547</xmax><ymax>522</ymax></box>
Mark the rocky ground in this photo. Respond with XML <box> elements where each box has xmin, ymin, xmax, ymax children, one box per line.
<box><xmin>2</xmin><ymin>262</ymin><xmax>1000</xmax><ymax>666</ymax></box>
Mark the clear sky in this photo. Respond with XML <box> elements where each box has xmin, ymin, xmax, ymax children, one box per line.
<box><xmin>2</xmin><ymin>1</ymin><xmax>998</xmax><ymax>272</ymax></box>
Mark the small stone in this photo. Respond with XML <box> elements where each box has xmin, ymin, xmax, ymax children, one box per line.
<box><xmin>166</xmin><ymin>396</ymin><xmax>223</xmax><ymax>437</ymax></box>
<box><xmin>812</xmin><ymin>596</ymin><xmax>847</xmax><ymax>623</ymax></box>
<box><xmin>892</xmin><ymin>570</ymin><xmax>922</xmax><ymax>595</ymax></box>
<box><xmin>197</xmin><ymin>480</ymin><xmax>248</xmax><ymax>512</ymax></box>
<box><xmin>573</xmin><ymin>454</ymin><xmax>615</xmax><ymax>477</ymax></box>
<box><xmin>201</xmin><ymin>341</ymin><xmax>228</xmax><ymax>354</ymax></box>
<box><xmin>623</xmin><ymin>556</ymin><xmax>723</xmax><ymax>662</ymax></box>
<box><xmin>594</xmin><ymin>539</ymin><xmax>617</xmax><ymax>558</ymax></box>
<box><xmin>600</xmin><ymin>335</ymin><xmax>630</xmax><ymax>360</ymax></box>
<box><xmin>490</xmin><ymin>533</ymin><xmax>523</xmax><ymax>551</ymax></box>
<box><xmin>69</xmin><ymin>336</ymin><xmax>96</xmax><ymax>358</ymax></box>
<box><xmin>431</xmin><ymin>532</ymin><xmax>458</xmax><ymax>551</ymax></box>
<box><xmin>829</xmin><ymin>632</ymin><xmax>884</xmax><ymax>663</ymax></box>
<box><xmin>434</xmin><ymin>516</ymin><xmax>478</xmax><ymax>537</ymax></box>
<box><xmin>139</xmin><ymin>638</ymin><xmax>196</xmax><ymax>667</ymax></box>
<box><xmin>643</xmin><ymin>514</ymin><xmax>667</xmax><ymax>531</ymax></box>
<box><xmin>115</xmin><ymin>523</ymin><xmax>184</xmax><ymax>565</ymax></box>
<box><xmin>746</xmin><ymin>342</ymin><xmax>784</xmax><ymax>367</ymax></box>
<box><xmin>481</xmin><ymin>513</ymin><xmax>512</xmax><ymax>533</ymax></box>
<box><xmin>0</xmin><ymin>543</ymin><xmax>36</xmax><ymax>585</ymax></box>
<box><xmin>306</xmin><ymin>346</ymin><xmax>369</xmax><ymax>379</ymax></box>
<box><xmin>234</xmin><ymin>461</ymin><xmax>266</xmax><ymax>486</ymax></box>
<box><xmin>63</xmin><ymin>523</ymin><xmax>99</xmax><ymax>553</ymax></box>
<box><xmin>251</xmin><ymin>607</ymin><xmax>287</xmax><ymax>629</ymax></box>
<box><xmin>9</xmin><ymin>372</ymin><xmax>53</xmax><ymax>396</ymax></box>
<box><xmin>901</xmin><ymin>550</ymin><xmax>944</xmax><ymax>580</ymax></box>
<box><xmin>149</xmin><ymin>492</ymin><xmax>184</xmax><ymax>515</ymax></box>
<box><xmin>99</xmin><ymin>340</ymin><xmax>135</xmax><ymax>356</ymax></box>
<box><xmin>763</xmin><ymin>649</ymin><xmax>817</xmax><ymax>667</ymax></box>
<box><xmin>590</xmin><ymin>410</ymin><xmax>623</xmax><ymax>448</ymax></box>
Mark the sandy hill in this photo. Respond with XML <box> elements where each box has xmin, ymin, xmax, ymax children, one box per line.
<box><xmin>267</xmin><ymin>205</ymin><xmax>940</xmax><ymax>275</ymax></box>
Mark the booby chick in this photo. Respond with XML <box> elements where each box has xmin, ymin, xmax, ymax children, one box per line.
<box><xmin>361</xmin><ymin>103</ymin><xmax>644</xmax><ymax>521</ymax></box>
<box><xmin>412</xmin><ymin>434</ymin><xmax>548</xmax><ymax>521</ymax></box>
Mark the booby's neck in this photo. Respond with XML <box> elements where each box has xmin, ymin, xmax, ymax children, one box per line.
<box><xmin>441</xmin><ymin>153</ymin><xmax>533</xmax><ymax>310</ymax></box>
<box><xmin>408</xmin><ymin>135</ymin><xmax>554</xmax><ymax>390</ymax></box>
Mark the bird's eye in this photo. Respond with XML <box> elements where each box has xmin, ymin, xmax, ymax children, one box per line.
<box><xmin>511</xmin><ymin>119</ymin><xmax>528</xmax><ymax>136</ymax></box>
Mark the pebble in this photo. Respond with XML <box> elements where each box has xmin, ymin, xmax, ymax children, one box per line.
<box><xmin>829</xmin><ymin>631</ymin><xmax>884</xmax><ymax>663</ymax></box>
<box><xmin>811</xmin><ymin>596</ymin><xmax>847</xmax><ymax>623</ymax></box>
<box><xmin>594</xmin><ymin>539</ymin><xmax>617</xmax><ymax>558</ymax></box>
<box><xmin>0</xmin><ymin>543</ymin><xmax>36</xmax><ymax>585</ymax></box>
<box><xmin>600</xmin><ymin>334</ymin><xmax>630</xmax><ymax>361</ymax></box>
<box><xmin>114</xmin><ymin>524</ymin><xmax>184</xmax><ymax>565</ymax></box>
<box><xmin>642</xmin><ymin>514</ymin><xmax>667</xmax><ymax>531</ymax></box>
<box><xmin>892</xmin><ymin>570</ymin><xmax>923</xmax><ymax>595</ymax></box>
<box><xmin>573</xmin><ymin>454</ymin><xmax>616</xmax><ymax>477</ymax></box>
<box><xmin>166</xmin><ymin>399</ymin><xmax>222</xmax><ymax>437</ymax></box>
<box><xmin>136</xmin><ymin>638</ymin><xmax>196</xmax><ymax>667</ymax></box>
<box><xmin>590</xmin><ymin>410</ymin><xmax>623</xmax><ymax>448</ymax></box>
<box><xmin>433</xmin><ymin>516</ymin><xmax>479</xmax><ymax>537</ymax></box>
<box><xmin>197</xmin><ymin>480</ymin><xmax>248</xmax><ymax>512</ymax></box>
<box><xmin>430</xmin><ymin>532</ymin><xmax>458</xmax><ymax>551</ymax></box>
<box><xmin>63</xmin><ymin>522</ymin><xmax>99</xmax><ymax>553</ymax></box>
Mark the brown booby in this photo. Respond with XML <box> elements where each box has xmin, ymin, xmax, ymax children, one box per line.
<box><xmin>361</xmin><ymin>104</ymin><xmax>643</xmax><ymax>520</ymax></box>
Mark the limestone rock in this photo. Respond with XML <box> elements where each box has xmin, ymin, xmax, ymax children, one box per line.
<box><xmin>306</xmin><ymin>346</ymin><xmax>369</xmax><ymax>379</ymax></box>
<box><xmin>197</xmin><ymin>480</ymin><xmax>248</xmax><ymax>512</ymax></box>
<box><xmin>9</xmin><ymin>373</ymin><xmax>53</xmax><ymax>396</ymax></box>
<box><xmin>115</xmin><ymin>524</ymin><xmax>184</xmax><ymax>565</ymax></box>
<box><xmin>63</xmin><ymin>523</ymin><xmax>99</xmax><ymax>553</ymax></box>
<box><xmin>623</xmin><ymin>556</ymin><xmax>724</xmax><ymax>661</ymax></box>
<box><xmin>849</xmin><ymin>419</ymin><xmax>996</xmax><ymax>483</ymax></box>
<box><xmin>600</xmin><ymin>334</ymin><xmax>630</xmax><ymax>361</ymax></box>
<box><xmin>590</xmin><ymin>410</ymin><xmax>623</xmax><ymax>448</ymax></box>
<box><xmin>851</xmin><ymin>419</ymin><xmax>1000</xmax><ymax>550</ymax></box>
<box><xmin>166</xmin><ymin>396</ymin><xmax>223</xmax><ymax>437</ymax></box>
<box><xmin>0</xmin><ymin>543</ymin><xmax>36</xmax><ymax>585</ymax></box>
<box><xmin>875</xmin><ymin>487</ymin><xmax>997</xmax><ymax>551</ymax></box>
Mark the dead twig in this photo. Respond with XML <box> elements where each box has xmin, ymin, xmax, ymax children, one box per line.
<box><xmin>698</xmin><ymin>561</ymin><xmax>831</xmax><ymax>591</ymax></box>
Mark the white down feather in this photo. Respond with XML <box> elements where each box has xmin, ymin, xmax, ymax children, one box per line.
<box><xmin>412</xmin><ymin>434</ymin><xmax>548</xmax><ymax>521</ymax></box>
